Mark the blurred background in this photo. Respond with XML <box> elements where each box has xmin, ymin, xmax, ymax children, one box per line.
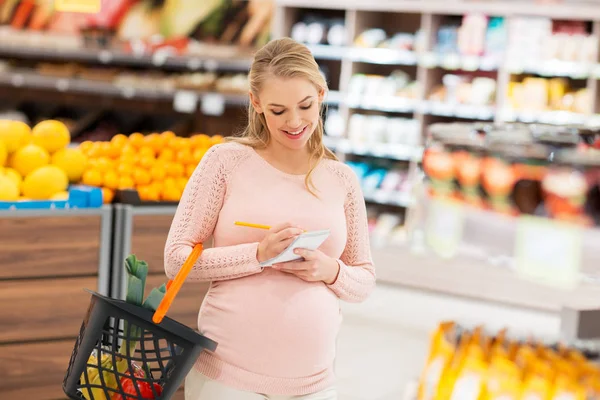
<box><xmin>1</xmin><ymin>0</ymin><xmax>600</xmax><ymax>399</ymax></box>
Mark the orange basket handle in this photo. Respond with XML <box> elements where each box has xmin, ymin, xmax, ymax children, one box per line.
<box><xmin>152</xmin><ymin>243</ymin><xmax>203</xmax><ymax>324</ymax></box>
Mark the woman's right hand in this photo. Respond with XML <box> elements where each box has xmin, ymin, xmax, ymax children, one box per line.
<box><xmin>257</xmin><ymin>222</ymin><xmax>303</xmax><ymax>263</ymax></box>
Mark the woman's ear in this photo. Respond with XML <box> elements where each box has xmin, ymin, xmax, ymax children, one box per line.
<box><xmin>318</xmin><ymin>88</ymin><xmax>326</xmax><ymax>104</ymax></box>
<box><xmin>249</xmin><ymin>91</ymin><xmax>263</xmax><ymax>113</ymax></box>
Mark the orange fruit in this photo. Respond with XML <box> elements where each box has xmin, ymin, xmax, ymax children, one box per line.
<box><xmin>137</xmin><ymin>185</ymin><xmax>160</xmax><ymax>201</ymax></box>
<box><xmin>121</xmin><ymin>144</ymin><xmax>136</xmax><ymax>156</ymax></box>
<box><xmin>150</xmin><ymin>180</ymin><xmax>163</xmax><ymax>193</ymax></box>
<box><xmin>79</xmin><ymin>141</ymin><xmax>94</xmax><ymax>154</ymax></box>
<box><xmin>210</xmin><ymin>135</ymin><xmax>223</xmax><ymax>145</ymax></box>
<box><xmin>116</xmin><ymin>163</ymin><xmax>134</xmax><ymax>176</ymax></box>
<box><xmin>163</xmin><ymin>177</ymin><xmax>176</xmax><ymax>188</ymax></box>
<box><xmin>165</xmin><ymin>162</ymin><xmax>184</xmax><ymax>178</ymax></box>
<box><xmin>157</xmin><ymin>148</ymin><xmax>174</xmax><ymax>162</ymax></box>
<box><xmin>118</xmin><ymin>175</ymin><xmax>135</xmax><ymax>190</ymax></box>
<box><xmin>103</xmin><ymin>170</ymin><xmax>119</xmax><ymax>190</ymax></box>
<box><xmin>176</xmin><ymin>148</ymin><xmax>193</xmax><ymax>165</ymax></box>
<box><xmin>150</xmin><ymin>164</ymin><xmax>167</xmax><ymax>181</ymax></box>
<box><xmin>110</xmin><ymin>134</ymin><xmax>128</xmax><ymax>147</ymax></box>
<box><xmin>107</xmin><ymin>142</ymin><xmax>123</xmax><ymax>159</ymax></box>
<box><xmin>94</xmin><ymin>157</ymin><xmax>113</xmax><ymax>172</ymax></box>
<box><xmin>161</xmin><ymin>131</ymin><xmax>176</xmax><ymax>141</ymax></box>
<box><xmin>128</xmin><ymin>132</ymin><xmax>145</xmax><ymax>148</ymax></box>
<box><xmin>138</xmin><ymin>155</ymin><xmax>155</xmax><ymax>169</ymax></box>
<box><xmin>133</xmin><ymin>167</ymin><xmax>151</xmax><ymax>186</ymax></box>
<box><xmin>185</xmin><ymin>164</ymin><xmax>196</xmax><ymax>178</ymax></box>
<box><xmin>190</xmin><ymin>133</ymin><xmax>210</xmax><ymax>148</ymax></box>
<box><xmin>192</xmin><ymin>148</ymin><xmax>206</xmax><ymax>164</ymax></box>
<box><xmin>82</xmin><ymin>169</ymin><xmax>103</xmax><ymax>187</ymax></box>
<box><xmin>102</xmin><ymin>187</ymin><xmax>114</xmax><ymax>204</ymax></box>
<box><xmin>168</xmin><ymin>136</ymin><xmax>188</xmax><ymax>151</ymax></box>
<box><xmin>139</xmin><ymin>146</ymin><xmax>155</xmax><ymax>158</ymax></box>
<box><xmin>144</xmin><ymin>133</ymin><xmax>167</xmax><ymax>153</ymax></box>
<box><xmin>176</xmin><ymin>177</ymin><xmax>188</xmax><ymax>192</ymax></box>
<box><xmin>161</xmin><ymin>185</ymin><xmax>181</xmax><ymax>202</ymax></box>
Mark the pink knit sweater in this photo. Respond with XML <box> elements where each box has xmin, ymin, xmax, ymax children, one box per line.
<box><xmin>164</xmin><ymin>142</ymin><xmax>375</xmax><ymax>396</ymax></box>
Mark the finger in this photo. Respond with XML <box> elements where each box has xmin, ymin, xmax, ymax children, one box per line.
<box><xmin>274</xmin><ymin>237</ymin><xmax>297</xmax><ymax>253</ymax></box>
<box><xmin>273</xmin><ymin>261</ymin><xmax>310</xmax><ymax>271</ymax></box>
<box><xmin>273</xmin><ymin>227</ymin><xmax>303</xmax><ymax>242</ymax></box>
<box><xmin>270</xmin><ymin>222</ymin><xmax>298</xmax><ymax>233</ymax></box>
<box><xmin>293</xmin><ymin>248</ymin><xmax>317</xmax><ymax>260</ymax></box>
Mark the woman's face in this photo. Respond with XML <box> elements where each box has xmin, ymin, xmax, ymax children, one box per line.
<box><xmin>250</xmin><ymin>76</ymin><xmax>324</xmax><ymax>151</ymax></box>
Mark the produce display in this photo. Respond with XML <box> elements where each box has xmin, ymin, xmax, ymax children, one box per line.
<box><xmin>81</xmin><ymin>255</ymin><xmax>167</xmax><ymax>400</ymax></box>
<box><xmin>417</xmin><ymin>321</ymin><xmax>600</xmax><ymax>400</ymax></box>
<box><xmin>0</xmin><ymin>118</ymin><xmax>88</xmax><ymax>202</ymax></box>
<box><xmin>422</xmin><ymin>122</ymin><xmax>600</xmax><ymax>226</ymax></box>
<box><xmin>0</xmin><ymin>0</ymin><xmax>273</xmax><ymax>46</ymax></box>
<box><xmin>77</xmin><ymin>131</ymin><xmax>223</xmax><ymax>203</ymax></box>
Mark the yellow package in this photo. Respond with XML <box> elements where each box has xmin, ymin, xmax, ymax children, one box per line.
<box><xmin>550</xmin><ymin>372</ymin><xmax>586</xmax><ymax>400</ymax></box>
<box><xmin>548</xmin><ymin>78</ymin><xmax>568</xmax><ymax>109</ymax></box>
<box><xmin>447</xmin><ymin>349</ymin><xmax>487</xmax><ymax>400</ymax></box>
<box><xmin>520</xmin><ymin>359</ymin><xmax>554</xmax><ymax>400</ymax></box>
<box><xmin>435</xmin><ymin>330</ymin><xmax>477</xmax><ymax>400</ymax></box>
<box><xmin>417</xmin><ymin>322</ymin><xmax>459</xmax><ymax>400</ymax></box>
<box><xmin>482</xmin><ymin>355</ymin><xmax>522</xmax><ymax>400</ymax></box>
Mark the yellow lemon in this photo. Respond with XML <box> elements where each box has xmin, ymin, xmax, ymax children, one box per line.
<box><xmin>31</xmin><ymin>120</ymin><xmax>71</xmax><ymax>153</ymax></box>
<box><xmin>0</xmin><ymin>175</ymin><xmax>19</xmax><ymax>201</ymax></box>
<box><xmin>10</xmin><ymin>144</ymin><xmax>50</xmax><ymax>177</ymax></box>
<box><xmin>1</xmin><ymin>167</ymin><xmax>22</xmax><ymax>190</ymax></box>
<box><xmin>22</xmin><ymin>165</ymin><xmax>69</xmax><ymax>200</ymax></box>
<box><xmin>0</xmin><ymin>120</ymin><xmax>31</xmax><ymax>153</ymax></box>
<box><xmin>0</xmin><ymin>141</ymin><xmax>6</xmax><ymax>167</ymax></box>
<box><xmin>51</xmin><ymin>191</ymin><xmax>70</xmax><ymax>200</ymax></box>
<box><xmin>51</xmin><ymin>147</ymin><xmax>88</xmax><ymax>182</ymax></box>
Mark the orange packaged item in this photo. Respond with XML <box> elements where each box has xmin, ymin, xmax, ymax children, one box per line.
<box><xmin>417</xmin><ymin>322</ymin><xmax>459</xmax><ymax>400</ymax></box>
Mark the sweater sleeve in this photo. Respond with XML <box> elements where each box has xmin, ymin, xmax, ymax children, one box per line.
<box><xmin>327</xmin><ymin>165</ymin><xmax>376</xmax><ymax>302</ymax></box>
<box><xmin>164</xmin><ymin>144</ymin><xmax>263</xmax><ymax>282</ymax></box>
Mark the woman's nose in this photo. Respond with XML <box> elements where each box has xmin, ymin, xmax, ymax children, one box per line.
<box><xmin>287</xmin><ymin>111</ymin><xmax>301</xmax><ymax>128</ymax></box>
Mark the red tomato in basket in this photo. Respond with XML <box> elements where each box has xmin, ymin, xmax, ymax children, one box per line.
<box><xmin>111</xmin><ymin>376</ymin><xmax>163</xmax><ymax>400</ymax></box>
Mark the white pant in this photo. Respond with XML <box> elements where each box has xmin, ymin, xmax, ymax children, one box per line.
<box><xmin>184</xmin><ymin>367</ymin><xmax>338</xmax><ymax>400</ymax></box>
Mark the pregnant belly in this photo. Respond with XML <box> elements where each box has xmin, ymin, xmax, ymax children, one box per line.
<box><xmin>197</xmin><ymin>269</ymin><xmax>342</xmax><ymax>378</ymax></box>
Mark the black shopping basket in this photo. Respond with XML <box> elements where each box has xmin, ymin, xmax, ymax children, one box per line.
<box><xmin>63</xmin><ymin>244</ymin><xmax>216</xmax><ymax>400</ymax></box>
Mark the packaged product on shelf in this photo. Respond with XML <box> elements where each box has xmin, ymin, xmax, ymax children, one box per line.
<box><xmin>542</xmin><ymin>150</ymin><xmax>600</xmax><ymax>226</ymax></box>
<box><xmin>290</xmin><ymin>14</ymin><xmax>346</xmax><ymax>46</ymax></box>
<box><xmin>417</xmin><ymin>321</ymin><xmax>600</xmax><ymax>400</ymax></box>
<box><xmin>422</xmin><ymin>121</ymin><xmax>600</xmax><ymax>226</ymax></box>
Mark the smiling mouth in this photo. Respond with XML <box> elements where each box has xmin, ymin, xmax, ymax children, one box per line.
<box><xmin>283</xmin><ymin>125</ymin><xmax>307</xmax><ymax>138</ymax></box>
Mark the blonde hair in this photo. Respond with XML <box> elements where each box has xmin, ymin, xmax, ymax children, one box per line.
<box><xmin>226</xmin><ymin>37</ymin><xmax>338</xmax><ymax>196</ymax></box>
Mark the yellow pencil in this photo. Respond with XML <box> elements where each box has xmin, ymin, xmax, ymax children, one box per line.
<box><xmin>234</xmin><ymin>221</ymin><xmax>272</xmax><ymax>230</ymax></box>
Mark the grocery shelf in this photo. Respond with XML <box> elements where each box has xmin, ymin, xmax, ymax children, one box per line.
<box><xmin>276</xmin><ymin>0</ymin><xmax>600</xmax><ymax>20</ymax></box>
<box><xmin>363</xmin><ymin>190</ymin><xmax>413</xmax><ymax>208</ymax></box>
<box><xmin>323</xmin><ymin>136</ymin><xmax>423</xmax><ymax>161</ymax></box>
<box><xmin>307</xmin><ymin>44</ymin><xmax>418</xmax><ymax>65</ymax></box>
<box><xmin>0</xmin><ymin>42</ymin><xmax>254</xmax><ymax>73</ymax></box>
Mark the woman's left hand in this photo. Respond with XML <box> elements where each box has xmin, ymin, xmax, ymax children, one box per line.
<box><xmin>273</xmin><ymin>248</ymin><xmax>340</xmax><ymax>284</ymax></box>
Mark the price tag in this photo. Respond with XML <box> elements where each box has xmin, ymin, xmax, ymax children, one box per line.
<box><xmin>419</xmin><ymin>52</ymin><xmax>438</xmax><ymax>68</ymax></box>
<box><xmin>201</xmin><ymin>93</ymin><xmax>225</xmax><ymax>116</ymax></box>
<box><xmin>56</xmin><ymin>79</ymin><xmax>69</xmax><ymax>92</ymax></box>
<box><xmin>98</xmin><ymin>50</ymin><xmax>113</xmax><ymax>64</ymax></box>
<box><xmin>425</xmin><ymin>198</ymin><xmax>465</xmax><ymax>258</ymax></box>
<box><xmin>55</xmin><ymin>0</ymin><xmax>100</xmax><ymax>13</ymax></box>
<box><xmin>186</xmin><ymin>58</ymin><xmax>202</xmax><ymax>70</ymax></box>
<box><xmin>173</xmin><ymin>90</ymin><xmax>198</xmax><ymax>113</ymax></box>
<box><xmin>515</xmin><ymin>216</ymin><xmax>583</xmax><ymax>289</ymax></box>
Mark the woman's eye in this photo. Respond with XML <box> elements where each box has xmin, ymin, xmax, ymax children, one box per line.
<box><xmin>300</xmin><ymin>103</ymin><xmax>313</xmax><ymax>110</ymax></box>
<box><xmin>271</xmin><ymin>110</ymin><xmax>284</xmax><ymax>116</ymax></box>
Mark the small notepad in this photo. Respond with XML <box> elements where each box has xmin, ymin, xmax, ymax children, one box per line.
<box><xmin>259</xmin><ymin>229</ymin><xmax>331</xmax><ymax>267</ymax></box>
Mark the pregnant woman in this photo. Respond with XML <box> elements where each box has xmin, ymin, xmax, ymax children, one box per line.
<box><xmin>164</xmin><ymin>37</ymin><xmax>376</xmax><ymax>400</ymax></box>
